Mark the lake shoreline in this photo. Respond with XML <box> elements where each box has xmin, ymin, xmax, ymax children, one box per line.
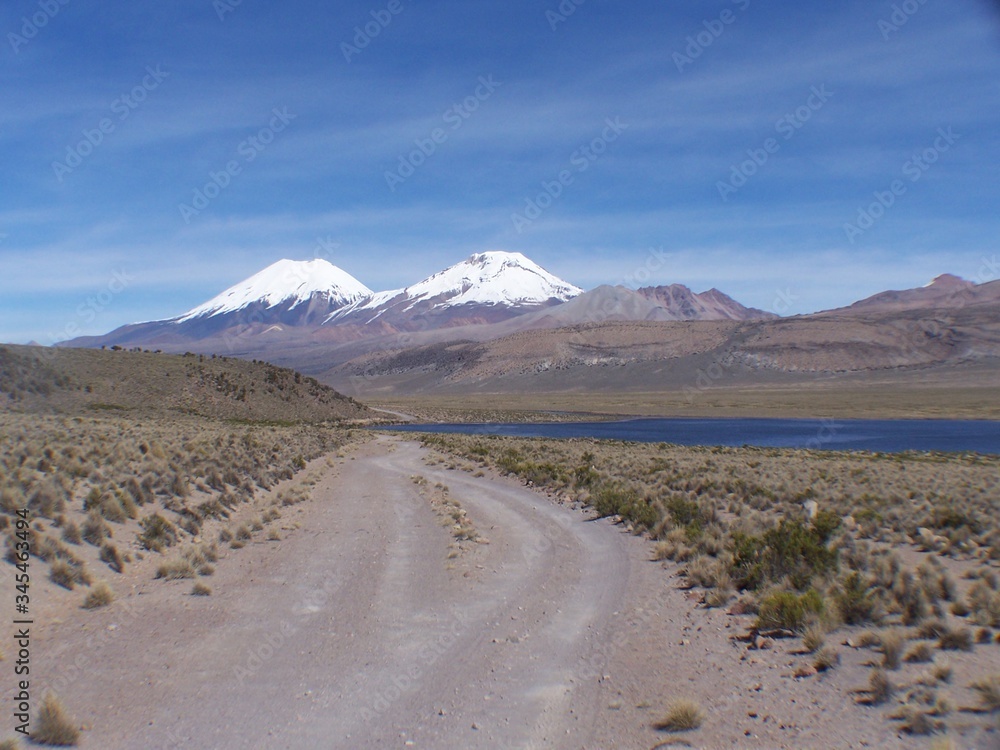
<box><xmin>381</xmin><ymin>416</ymin><xmax>1000</xmax><ymax>455</ymax></box>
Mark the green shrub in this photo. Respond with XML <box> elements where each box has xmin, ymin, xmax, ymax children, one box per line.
<box><xmin>755</xmin><ymin>589</ymin><xmax>824</xmax><ymax>632</ymax></box>
<box><xmin>811</xmin><ymin>509</ymin><xmax>842</xmax><ymax>543</ymax></box>
<box><xmin>590</xmin><ymin>484</ymin><xmax>657</xmax><ymax>529</ymax></box>
<box><xmin>836</xmin><ymin>572</ymin><xmax>877</xmax><ymax>625</ymax></box>
<box><xmin>138</xmin><ymin>513</ymin><xmax>177</xmax><ymax>552</ymax></box>
<box><xmin>731</xmin><ymin>518</ymin><xmax>837</xmax><ymax>591</ymax></box>
<box><xmin>573</xmin><ymin>464</ymin><xmax>600</xmax><ymax>488</ymax></box>
<box><xmin>665</xmin><ymin>496</ymin><xmax>707</xmax><ymax>528</ymax></box>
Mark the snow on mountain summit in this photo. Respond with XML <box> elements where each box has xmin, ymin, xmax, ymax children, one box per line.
<box><xmin>177</xmin><ymin>259</ymin><xmax>373</xmax><ymax>321</ymax></box>
<box><xmin>338</xmin><ymin>251</ymin><xmax>581</xmax><ymax>319</ymax></box>
<box><xmin>411</xmin><ymin>251</ymin><xmax>582</xmax><ymax>308</ymax></box>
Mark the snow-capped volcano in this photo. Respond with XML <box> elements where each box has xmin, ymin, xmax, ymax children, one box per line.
<box><xmin>397</xmin><ymin>250</ymin><xmax>581</xmax><ymax>309</ymax></box>
<box><xmin>328</xmin><ymin>251</ymin><xmax>581</xmax><ymax>327</ymax></box>
<box><xmin>178</xmin><ymin>259</ymin><xmax>372</xmax><ymax>321</ymax></box>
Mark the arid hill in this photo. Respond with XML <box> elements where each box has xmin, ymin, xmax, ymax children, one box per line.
<box><xmin>0</xmin><ymin>344</ymin><xmax>372</xmax><ymax>422</ymax></box>
<box><xmin>325</xmin><ymin>282</ymin><xmax>1000</xmax><ymax>398</ymax></box>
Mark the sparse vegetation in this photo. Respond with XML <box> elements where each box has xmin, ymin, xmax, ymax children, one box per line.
<box><xmin>33</xmin><ymin>693</ymin><xmax>80</xmax><ymax>746</ymax></box>
<box><xmin>653</xmin><ymin>699</ymin><xmax>705</xmax><ymax>732</ymax></box>
<box><xmin>0</xmin><ymin>402</ymin><xmax>353</xmax><ymax>603</ymax></box>
<box><xmin>814</xmin><ymin>646</ymin><xmax>840</xmax><ymax>672</ymax></box>
<box><xmin>155</xmin><ymin>558</ymin><xmax>195</xmax><ymax>581</ymax></box>
<box><xmin>970</xmin><ymin>675</ymin><xmax>1000</xmax><ymax>712</ymax></box>
<box><xmin>420</xmin><ymin>432</ymin><xmax>1000</xmax><ymax>739</ymax></box>
<box><xmin>868</xmin><ymin>669</ymin><xmax>894</xmax><ymax>706</ymax></box>
<box><xmin>99</xmin><ymin>542</ymin><xmax>123</xmax><ymax>573</ymax></box>
<box><xmin>49</xmin><ymin>560</ymin><xmax>86</xmax><ymax>590</ymax></box>
<box><xmin>904</xmin><ymin>641</ymin><xmax>935</xmax><ymax>664</ymax></box>
<box><xmin>938</xmin><ymin>626</ymin><xmax>973</xmax><ymax>652</ymax></box>
<box><xmin>879</xmin><ymin>629</ymin><xmax>906</xmax><ymax>671</ymax></box>
<box><xmin>82</xmin><ymin>581</ymin><xmax>114</xmax><ymax>609</ymax></box>
<box><xmin>802</xmin><ymin>623</ymin><xmax>826</xmax><ymax>653</ymax></box>
<box><xmin>191</xmin><ymin>582</ymin><xmax>212</xmax><ymax>596</ymax></box>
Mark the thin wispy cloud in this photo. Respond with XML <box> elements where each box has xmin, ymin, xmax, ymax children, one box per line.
<box><xmin>1</xmin><ymin>0</ymin><xmax>998</xmax><ymax>342</ymax></box>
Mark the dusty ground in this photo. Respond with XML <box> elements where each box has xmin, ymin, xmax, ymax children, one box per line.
<box><xmin>2</xmin><ymin>437</ymin><xmax>998</xmax><ymax>748</ymax></box>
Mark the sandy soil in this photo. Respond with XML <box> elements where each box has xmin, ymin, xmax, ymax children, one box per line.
<box><xmin>2</xmin><ymin>436</ymin><xmax>998</xmax><ymax>749</ymax></box>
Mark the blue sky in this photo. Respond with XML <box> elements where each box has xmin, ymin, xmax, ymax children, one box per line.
<box><xmin>2</xmin><ymin>0</ymin><xmax>999</xmax><ymax>343</ymax></box>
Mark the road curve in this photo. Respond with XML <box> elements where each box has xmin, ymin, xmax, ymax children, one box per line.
<box><xmin>35</xmin><ymin>436</ymin><xmax>633</xmax><ymax>749</ymax></box>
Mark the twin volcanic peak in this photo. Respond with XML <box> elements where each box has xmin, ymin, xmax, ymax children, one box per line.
<box><xmin>175</xmin><ymin>251</ymin><xmax>582</xmax><ymax>330</ymax></box>
<box><xmin>62</xmin><ymin>250</ymin><xmax>770</xmax><ymax>350</ymax></box>
<box><xmin>325</xmin><ymin>251</ymin><xmax>584</xmax><ymax>329</ymax></box>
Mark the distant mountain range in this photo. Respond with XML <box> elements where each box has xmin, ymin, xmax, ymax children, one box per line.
<box><xmin>61</xmin><ymin>253</ymin><xmax>1000</xmax><ymax>395</ymax></box>
<box><xmin>63</xmin><ymin>251</ymin><xmax>772</xmax><ymax>351</ymax></box>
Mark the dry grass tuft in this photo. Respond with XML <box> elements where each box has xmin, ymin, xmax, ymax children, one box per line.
<box><xmin>81</xmin><ymin>581</ymin><xmax>114</xmax><ymax>609</ymax></box>
<box><xmin>653</xmin><ymin>699</ymin><xmax>705</xmax><ymax>732</ymax></box>
<box><xmin>814</xmin><ymin>646</ymin><xmax>840</xmax><ymax>672</ymax></box>
<box><xmin>969</xmin><ymin>675</ymin><xmax>1000</xmax><ymax>712</ymax></box>
<box><xmin>896</xmin><ymin>706</ymin><xmax>943</xmax><ymax>736</ymax></box>
<box><xmin>937</xmin><ymin>626</ymin><xmax>973</xmax><ymax>652</ymax></box>
<box><xmin>868</xmin><ymin>669</ymin><xmax>894</xmax><ymax>706</ymax></box>
<box><xmin>879</xmin><ymin>629</ymin><xmax>907</xmax><ymax>670</ymax></box>
<box><xmin>155</xmin><ymin>558</ymin><xmax>195</xmax><ymax>581</ymax></box>
<box><xmin>34</xmin><ymin>693</ymin><xmax>80</xmax><ymax>746</ymax></box>
<box><xmin>802</xmin><ymin>623</ymin><xmax>826</xmax><ymax>654</ymax></box>
<box><xmin>931</xmin><ymin>662</ymin><xmax>953</xmax><ymax>684</ymax></box>
<box><xmin>904</xmin><ymin>641</ymin><xmax>935</xmax><ymax>664</ymax></box>
<box><xmin>191</xmin><ymin>582</ymin><xmax>212</xmax><ymax>596</ymax></box>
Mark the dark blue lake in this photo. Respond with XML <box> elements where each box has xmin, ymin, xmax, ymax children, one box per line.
<box><xmin>388</xmin><ymin>417</ymin><xmax>1000</xmax><ymax>455</ymax></box>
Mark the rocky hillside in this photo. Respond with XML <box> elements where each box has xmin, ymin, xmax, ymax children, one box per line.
<box><xmin>0</xmin><ymin>345</ymin><xmax>372</xmax><ymax>422</ymax></box>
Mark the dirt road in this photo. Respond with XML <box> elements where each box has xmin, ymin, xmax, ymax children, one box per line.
<box><xmin>27</xmin><ymin>437</ymin><xmax>638</xmax><ymax>749</ymax></box>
